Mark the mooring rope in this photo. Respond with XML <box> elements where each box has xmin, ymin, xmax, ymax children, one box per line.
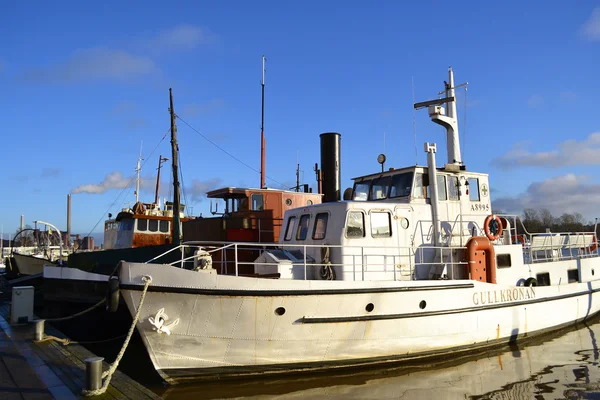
<box><xmin>81</xmin><ymin>275</ymin><xmax>152</xmax><ymax>397</ymax></box>
<box><xmin>44</xmin><ymin>297</ymin><xmax>106</xmax><ymax>322</ymax></box>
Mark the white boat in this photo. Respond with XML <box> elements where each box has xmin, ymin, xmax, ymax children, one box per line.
<box><xmin>118</xmin><ymin>67</ymin><xmax>600</xmax><ymax>384</ymax></box>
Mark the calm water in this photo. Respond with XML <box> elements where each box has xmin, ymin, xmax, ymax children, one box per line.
<box><xmin>148</xmin><ymin>316</ymin><xmax>600</xmax><ymax>399</ymax></box>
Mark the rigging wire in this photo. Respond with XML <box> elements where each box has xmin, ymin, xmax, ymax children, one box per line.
<box><xmin>176</xmin><ymin>114</ymin><xmax>287</xmax><ymax>188</ymax></box>
<box><xmin>79</xmin><ymin>127</ymin><xmax>171</xmax><ymax>245</ymax></box>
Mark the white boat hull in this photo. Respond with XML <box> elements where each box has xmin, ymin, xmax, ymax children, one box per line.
<box><xmin>119</xmin><ymin>262</ymin><xmax>600</xmax><ymax>383</ymax></box>
<box><xmin>12</xmin><ymin>253</ymin><xmax>56</xmax><ymax>275</ymax></box>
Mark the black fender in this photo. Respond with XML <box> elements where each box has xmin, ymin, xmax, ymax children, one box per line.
<box><xmin>106</xmin><ymin>276</ymin><xmax>120</xmax><ymax>312</ymax></box>
<box><xmin>525</xmin><ymin>277</ymin><xmax>538</xmax><ymax>287</ymax></box>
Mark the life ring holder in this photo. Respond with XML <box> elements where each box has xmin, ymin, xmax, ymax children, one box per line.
<box><xmin>484</xmin><ymin>215</ymin><xmax>503</xmax><ymax>241</ymax></box>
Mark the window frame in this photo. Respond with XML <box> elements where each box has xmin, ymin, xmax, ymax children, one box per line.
<box><xmin>370</xmin><ymin>211</ymin><xmax>392</xmax><ymax>238</ymax></box>
<box><xmin>312</xmin><ymin>213</ymin><xmax>329</xmax><ymax>240</ymax></box>
<box><xmin>296</xmin><ymin>214</ymin><xmax>311</xmax><ymax>241</ymax></box>
<box><xmin>284</xmin><ymin>216</ymin><xmax>297</xmax><ymax>241</ymax></box>
<box><xmin>136</xmin><ymin>219</ymin><xmax>147</xmax><ymax>232</ymax></box>
<box><xmin>251</xmin><ymin>193</ymin><xmax>264</xmax><ymax>211</ymax></box>
<box><xmin>345</xmin><ymin>210</ymin><xmax>365</xmax><ymax>238</ymax></box>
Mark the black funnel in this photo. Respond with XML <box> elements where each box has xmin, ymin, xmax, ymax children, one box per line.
<box><xmin>320</xmin><ymin>132</ymin><xmax>341</xmax><ymax>202</ymax></box>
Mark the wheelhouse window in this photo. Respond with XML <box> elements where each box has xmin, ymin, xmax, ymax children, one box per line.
<box><xmin>137</xmin><ymin>219</ymin><xmax>148</xmax><ymax>232</ymax></box>
<box><xmin>413</xmin><ymin>173</ymin><xmax>427</xmax><ymax>199</ymax></box>
<box><xmin>371</xmin><ymin>211</ymin><xmax>392</xmax><ymax>237</ymax></box>
<box><xmin>149</xmin><ymin>219</ymin><xmax>158</xmax><ymax>232</ymax></box>
<box><xmin>312</xmin><ymin>213</ymin><xmax>328</xmax><ymax>240</ymax></box>
<box><xmin>251</xmin><ymin>194</ymin><xmax>264</xmax><ymax>211</ymax></box>
<box><xmin>448</xmin><ymin>176</ymin><xmax>459</xmax><ymax>201</ymax></box>
<box><xmin>118</xmin><ymin>219</ymin><xmax>134</xmax><ymax>231</ymax></box>
<box><xmin>346</xmin><ymin>211</ymin><xmax>365</xmax><ymax>238</ymax></box>
<box><xmin>370</xmin><ymin>176</ymin><xmax>391</xmax><ymax>200</ymax></box>
<box><xmin>159</xmin><ymin>220</ymin><xmax>169</xmax><ymax>233</ymax></box>
<box><xmin>352</xmin><ymin>181</ymin><xmax>370</xmax><ymax>201</ymax></box>
<box><xmin>284</xmin><ymin>216</ymin><xmax>296</xmax><ymax>241</ymax></box>
<box><xmin>296</xmin><ymin>215</ymin><xmax>310</xmax><ymax>240</ymax></box>
<box><xmin>428</xmin><ymin>176</ymin><xmax>447</xmax><ymax>201</ymax></box>
<box><xmin>469</xmin><ymin>178</ymin><xmax>480</xmax><ymax>201</ymax></box>
<box><xmin>390</xmin><ymin>172</ymin><xmax>414</xmax><ymax>198</ymax></box>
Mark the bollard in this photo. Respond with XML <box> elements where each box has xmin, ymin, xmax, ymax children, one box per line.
<box><xmin>34</xmin><ymin>319</ymin><xmax>45</xmax><ymax>341</ymax></box>
<box><xmin>84</xmin><ymin>357</ymin><xmax>104</xmax><ymax>391</ymax></box>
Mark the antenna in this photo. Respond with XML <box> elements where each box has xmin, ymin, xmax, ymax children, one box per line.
<box><xmin>260</xmin><ymin>55</ymin><xmax>267</xmax><ymax>189</ymax></box>
<box><xmin>412</xmin><ymin>76</ymin><xmax>418</xmax><ymax>165</ymax></box>
<box><xmin>135</xmin><ymin>141</ymin><xmax>143</xmax><ymax>203</ymax></box>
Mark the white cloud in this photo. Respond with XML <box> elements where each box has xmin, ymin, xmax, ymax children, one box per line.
<box><xmin>527</xmin><ymin>94</ymin><xmax>544</xmax><ymax>108</ymax></box>
<box><xmin>181</xmin><ymin>98</ymin><xmax>225</xmax><ymax>117</ymax></box>
<box><xmin>149</xmin><ymin>24</ymin><xmax>215</xmax><ymax>51</ymax></box>
<box><xmin>580</xmin><ymin>7</ymin><xmax>600</xmax><ymax>41</ymax></box>
<box><xmin>188</xmin><ymin>178</ymin><xmax>223</xmax><ymax>202</ymax></box>
<box><xmin>493</xmin><ymin>174</ymin><xmax>600</xmax><ymax>220</ymax></box>
<box><xmin>493</xmin><ymin>132</ymin><xmax>600</xmax><ymax>170</ymax></box>
<box><xmin>22</xmin><ymin>48</ymin><xmax>159</xmax><ymax>83</ymax></box>
<box><xmin>72</xmin><ymin>171</ymin><xmax>132</xmax><ymax>194</ymax></box>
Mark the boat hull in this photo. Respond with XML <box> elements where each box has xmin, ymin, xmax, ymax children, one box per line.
<box><xmin>119</xmin><ymin>262</ymin><xmax>600</xmax><ymax>383</ymax></box>
<box><xmin>12</xmin><ymin>253</ymin><xmax>56</xmax><ymax>275</ymax></box>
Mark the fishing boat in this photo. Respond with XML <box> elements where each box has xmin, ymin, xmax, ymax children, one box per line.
<box><xmin>116</xmin><ymin>67</ymin><xmax>600</xmax><ymax>383</ymax></box>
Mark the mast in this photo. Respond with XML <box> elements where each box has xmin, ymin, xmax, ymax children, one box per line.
<box><xmin>260</xmin><ymin>55</ymin><xmax>266</xmax><ymax>189</ymax></box>
<box><xmin>154</xmin><ymin>155</ymin><xmax>169</xmax><ymax>206</ymax></box>
<box><xmin>169</xmin><ymin>88</ymin><xmax>182</xmax><ymax>245</ymax></box>
<box><xmin>135</xmin><ymin>142</ymin><xmax>143</xmax><ymax>202</ymax></box>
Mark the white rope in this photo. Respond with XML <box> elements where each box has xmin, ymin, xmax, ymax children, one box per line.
<box><xmin>81</xmin><ymin>275</ymin><xmax>152</xmax><ymax>397</ymax></box>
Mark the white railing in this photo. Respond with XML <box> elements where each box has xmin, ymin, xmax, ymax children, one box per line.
<box><xmin>144</xmin><ymin>241</ymin><xmax>469</xmax><ymax>282</ymax></box>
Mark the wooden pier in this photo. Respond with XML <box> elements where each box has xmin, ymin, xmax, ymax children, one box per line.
<box><xmin>0</xmin><ymin>300</ymin><xmax>161</xmax><ymax>399</ymax></box>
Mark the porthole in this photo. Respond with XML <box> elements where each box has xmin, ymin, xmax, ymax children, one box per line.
<box><xmin>307</xmin><ymin>200</ymin><xmax>313</xmax><ymax>205</ymax></box>
<box><xmin>419</xmin><ymin>300</ymin><xmax>426</xmax><ymax>309</ymax></box>
<box><xmin>285</xmin><ymin>198</ymin><xmax>292</xmax><ymax>206</ymax></box>
<box><xmin>275</xmin><ymin>307</ymin><xmax>286</xmax><ymax>316</ymax></box>
<box><xmin>366</xmin><ymin>303</ymin><xmax>374</xmax><ymax>312</ymax></box>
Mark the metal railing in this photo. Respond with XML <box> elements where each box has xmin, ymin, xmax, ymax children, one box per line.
<box><xmin>143</xmin><ymin>241</ymin><xmax>469</xmax><ymax>282</ymax></box>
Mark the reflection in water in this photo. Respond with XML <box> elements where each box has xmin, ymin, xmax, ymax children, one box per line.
<box><xmin>154</xmin><ymin>315</ymin><xmax>600</xmax><ymax>399</ymax></box>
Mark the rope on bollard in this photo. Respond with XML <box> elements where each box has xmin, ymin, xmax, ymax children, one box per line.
<box><xmin>81</xmin><ymin>275</ymin><xmax>152</xmax><ymax>397</ymax></box>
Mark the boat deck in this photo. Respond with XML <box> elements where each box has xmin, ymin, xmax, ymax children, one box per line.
<box><xmin>0</xmin><ymin>301</ymin><xmax>160</xmax><ymax>399</ymax></box>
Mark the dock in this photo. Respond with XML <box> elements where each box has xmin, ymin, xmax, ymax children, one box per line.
<box><xmin>0</xmin><ymin>299</ymin><xmax>162</xmax><ymax>399</ymax></box>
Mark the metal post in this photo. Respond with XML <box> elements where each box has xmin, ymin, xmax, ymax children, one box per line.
<box><xmin>85</xmin><ymin>357</ymin><xmax>104</xmax><ymax>391</ymax></box>
<box><xmin>34</xmin><ymin>319</ymin><xmax>45</xmax><ymax>341</ymax></box>
<box><xmin>234</xmin><ymin>243</ymin><xmax>238</xmax><ymax>276</ymax></box>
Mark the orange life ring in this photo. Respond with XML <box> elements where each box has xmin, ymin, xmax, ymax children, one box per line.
<box><xmin>582</xmin><ymin>235</ymin><xmax>598</xmax><ymax>252</ymax></box>
<box><xmin>511</xmin><ymin>234</ymin><xmax>525</xmax><ymax>246</ymax></box>
<box><xmin>484</xmin><ymin>215</ymin><xmax>503</xmax><ymax>241</ymax></box>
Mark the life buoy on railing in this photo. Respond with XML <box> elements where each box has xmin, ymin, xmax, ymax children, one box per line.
<box><xmin>511</xmin><ymin>234</ymin><xmax>525</xmax><ymax>246</ymax></box>
<box><xmin>484</xmin><ymin>215</ymin><xmax>503</xmax><ymax>241</ymax></box>
<box><xmin>581</xmin><ymin>235</ymin><xmax>598</xmax><ymax>253</ymax></box>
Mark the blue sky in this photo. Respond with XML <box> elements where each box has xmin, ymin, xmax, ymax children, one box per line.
<box><xmin>1</xmin><ymin>1</ymin><xmax>600</xmax><ymax>239</ymax></box>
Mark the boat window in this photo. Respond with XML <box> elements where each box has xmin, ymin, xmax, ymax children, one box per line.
<box><xmin>118</xmin><ymin>219</ymin><xmax>134</xmax><ymax>231</ymax></box>
<box><xmin>370</xmin><ymin>176</ymin><xmax>391</xmax><ymax>200</ymax></box>
<box><xmin>159</xmin><ymin>220</ymin><xmax>169</xmax><ymax>233</ymax></box>
<box><xmin>428</xmin><ymin>176</ymin><xmax>447</xmax><ymax>201</ymax></box>
<box><xmin>413</xmin><ymin>173</ymin><xmax>427</xmax><ymax>199</ymax></box>
<box><xmin>390</xmin><ymin>172</ymin><xmax>414</xmax><ymax>198</ymax></box>
<box><xmin>296</xmin><ymin>215</ymin><xmax>310</xmax><ymax>240</ymax></box>
<box><xmin>251</xmin><ymin>194</ymin><xmax>264</xmax><ymax>211</ymax></box>
<box><xmin>137</xmin><ymin>219</ymin><xmax>147</xmax><ymax>232</ymax></box>
<box><xmin>284</xmin><ymin>216</ymin><xmax>297</xmax><ymax>241</ymax></box>
<box><xmin>371</xmin><ymin>211</ymin><xmax>392</xmax><ymax>237</ymax></box>
<box><xmin>536</xmin><ymin>272</ymin><xmax>550</xmax><ymax>286</ymax></box>
<box><xmin>568</xmin><ymin>269</ymin><xmax>579</xmax><ymax>283</ymax></box>
<box><xmin>149</xmin><ymin>219</ymin><xmax>159</xmax><ymax>232</ymax></box>
<box><xmin>496</xmin><ymin>253</ymin><xmax>511</xmax><ymax>268</ymax></box>
<box><xmin>312</xmin><ymin>213</ymin><xmax>328</xmax><ymax>240</ymax></box>
<box><xmin>346</xmin><ymin>211</ymin><xmax>365</xmax><ymax>238</ymax></box>
<box><xmin>448</xmin><ymin>176</ymin><xmax>459</xmax><ymax>201</ymax></box>
<box><xmin>352</xmin><ymin>181</ymin><xmax>370</xmax><ymax>201</ymax></box>
<box><xmin>469</xmin><ymin>178</ymin><xmax>480</xmax><ymax>201</ymax></box>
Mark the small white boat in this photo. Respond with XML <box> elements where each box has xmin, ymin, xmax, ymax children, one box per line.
<box><xmin>118</xmin><ymin>67</ymin><xmax>600</xmax><ymax>383</ymax></box>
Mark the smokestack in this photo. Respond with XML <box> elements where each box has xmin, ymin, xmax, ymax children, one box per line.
<box><xmin>67</xmin><ymin>194</ymin><xmax>71</xmax><ymax>240</ymax></box>
<box><xmin>320</xmin><ymin>132</ymin><xmax>341</xmax><ymax>203</ymax></box>
<box><xmin>20</xmin><ymin>215</ymin><xmax>24</xmax><ymax>231</ymax></box>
